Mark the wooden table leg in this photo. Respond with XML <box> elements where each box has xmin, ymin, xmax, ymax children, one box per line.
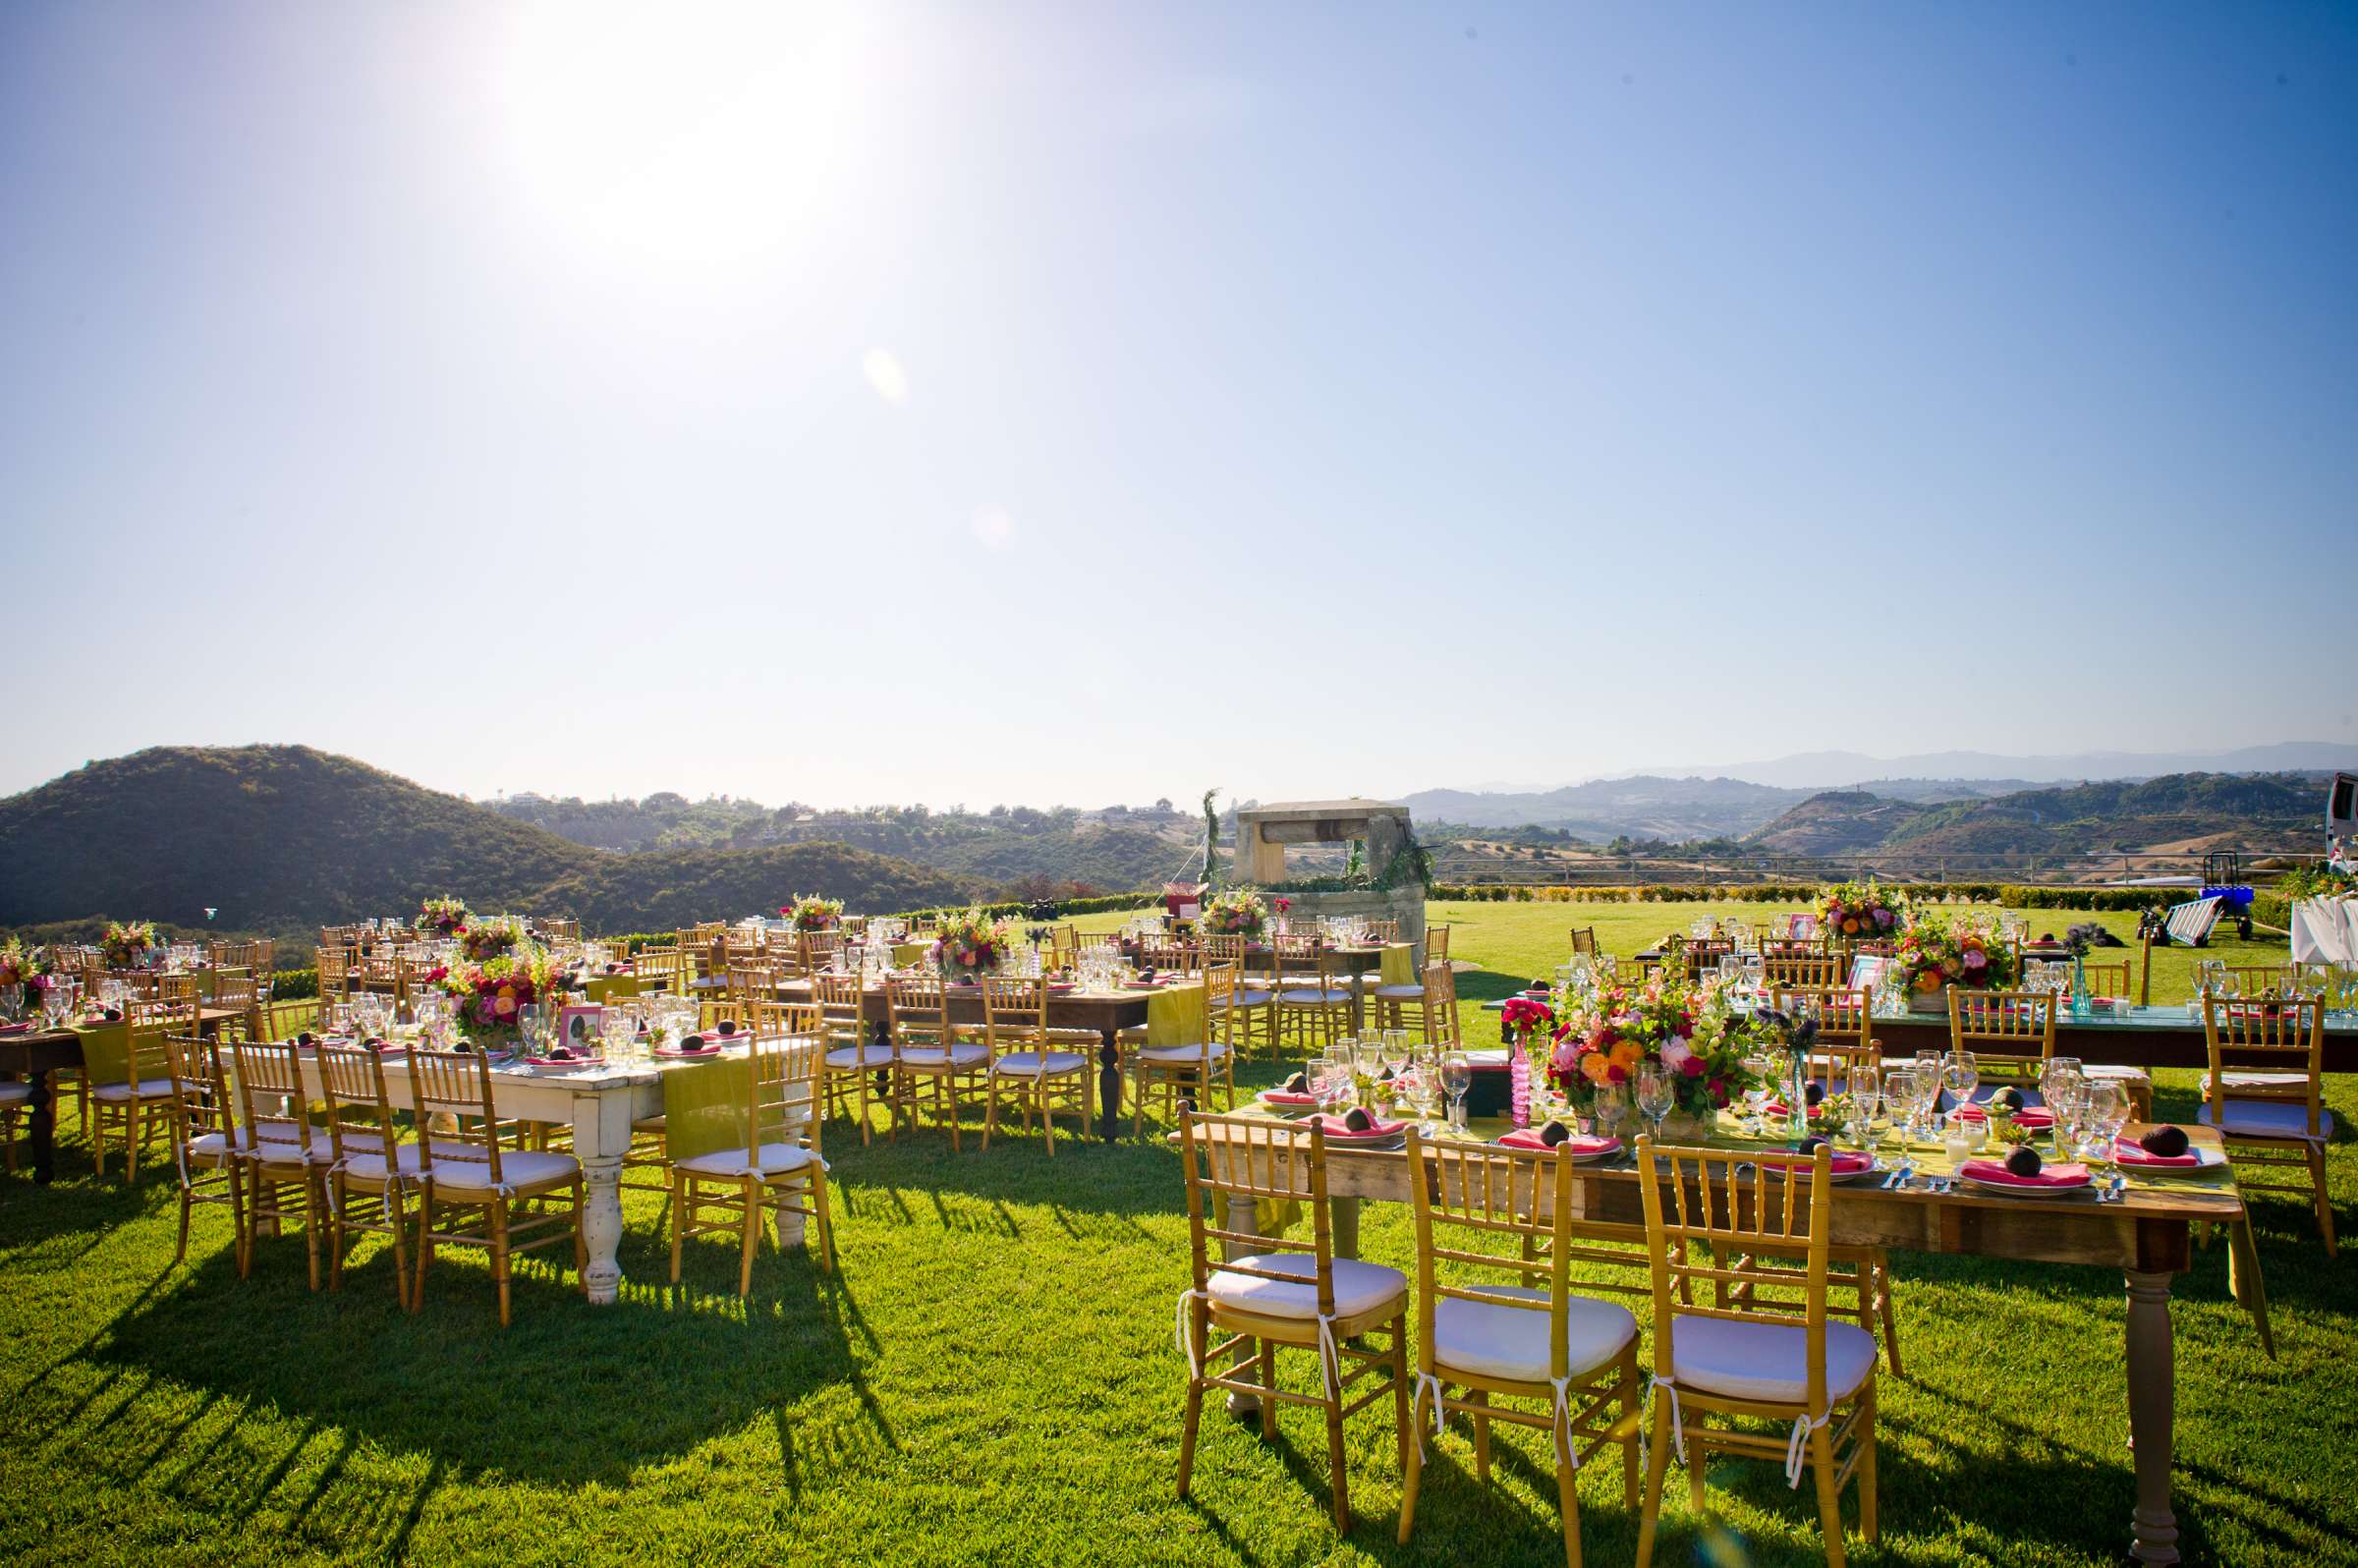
<box><xmin>1331</xmin><ymin>1195</ymin><xmax>1362</xmax><ymax>1260</ymax></box>
<box><xmin>27</xmin><ymin>1068</ymin><xmax>54</xmax><ymax>1185</ymax></box>
<box><xmin>1348</xmin><ymin>974</ymin><xmax>1367</xmax><ymax>1036</ymax></box>
<box><xmin>2125</xmin><ymin>1268</ymin><xmax>2180</xmax><ymax>1564</ymax></box>
<box><xmin>574</xmin><ymin>1095</ymin><xmax>627</xmax><ymax>1305</ymax></box>
<box><xmin>1098</xmin><ymin>1027</ymin><xmax>1122</xmax><ymax>1142</ymax></box>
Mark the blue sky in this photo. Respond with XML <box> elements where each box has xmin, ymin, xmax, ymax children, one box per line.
<box><xmin>3</xmin><ymin>2</ymin><xmax>2351</xmax><ymax>809</ymax></box>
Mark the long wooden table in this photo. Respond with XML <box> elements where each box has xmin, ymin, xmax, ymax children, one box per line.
<box><xmin>1187</xmin><ymin>1117</ymin><xmax>2247</xmax><ymax>1566</ymax></box>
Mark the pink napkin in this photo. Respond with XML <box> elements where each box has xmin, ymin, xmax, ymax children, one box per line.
<box><xmin>1760</xmin><ymin>1102</ymin><xmax>1823</xmax><ymax>1120</ymax></box>
<box><xmin>0</xmin><ymin>1021</ymin><xmax>32</xmax><ymax>1036</ymax></box>
<box><xmin>2005</xmin><ymin>1107</ymin><xmax>2054</xmax><ymax>1129</ymax></box>
<box><xmin>1259</xmin><ymin>1090</ymin><xmax>1319</xmax><ymax>1107</ymax></box>
<box><xmin>1959</xmin><ymin>1157</ymin><xmax>2090</xmax><ymax>1189</ymax></box>
<box><xmin>1495</xmin><ymin>1129</ymin><xmax>1620</xmax><ymax>1155</ymax></box>
<box><xmin>524</xmin><ymin>1053</ymin><xmax>598</xmax><ymax>1068</ymax></box>
<box><xmin>1756</xmin><ymin>1148</ymin><xmax>1873</xmax><ymax>1175</ymax></box>
<box><xmin>2114</xmin><ymin>1137</ymin><xmax>2200</xmax><ymax>1169</ymax></box>
<box><xmin>1306</xmin><ymin>1113</ymin><xmax>1407</xmax><ymax>1141</ymax></box>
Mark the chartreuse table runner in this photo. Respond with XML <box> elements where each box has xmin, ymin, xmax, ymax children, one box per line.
<box><xmin>1378</xmin><ymin>944</ymin><xmax>1415</xmax><ymax>984</ymax></box>
<box><xmin>662</xmin><ymin>1056</ymin><xmax>751</xmax><ymax>1162</ymax></box>
<box><xmin>1146</xmin><ymin>982</ymin><xmax>1209</xmax><ymax>1047</ymax></box>
<box><xmin>73</xmin><ymin>1020</ymin><xmax>133</xmax><ymax>1086</ymax></box>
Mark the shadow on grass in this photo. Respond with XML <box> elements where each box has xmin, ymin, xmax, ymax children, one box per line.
<box><xmin>92</xmin><ymin>1220</ymin><xmax>875</xmax><ymax>1495</ymax></box>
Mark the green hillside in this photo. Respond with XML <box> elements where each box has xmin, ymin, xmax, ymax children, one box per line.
<box><xmin>1742</xmin><ymin>771</ymin><xmax>2317</xmax><ymax>860</ymax></box>
<box><xmin>0</xmin><ymin>747</ymin><xmax>969</xmax><ymax>942</ymax></box>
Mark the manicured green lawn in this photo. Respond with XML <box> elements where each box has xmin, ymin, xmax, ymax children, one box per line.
<box><xmin>3</xmin><ymin>902</ymin><xmax>2353</xmax><ymax>1565</ymax></box>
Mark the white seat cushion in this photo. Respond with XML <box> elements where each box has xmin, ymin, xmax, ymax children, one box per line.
<box><xmin>1207</xmin><ymin>1253</ymin><xmax>1407</xmax><ymax>1321</ymax></box>
<box><xmin>675</xmin><ymin>1142</ymin><xmax>820</xmax><ymax>1178</ymax></box>
<box><xmin>0</xmin><ymin>1082</ymin><xmax>33</xmax><ymax>1105</ymax></box>
<box><xmin>1217</xmin><ymin>990</ymin><xmax>1274</xmax><ymax>1009</ymax></box>
<box><xmin>993</xmin><ymin>1050</ymin><xmax>1089</xmax><ymax>1076</ymax></box>
<box><xmin>338</xmin><ymin>1145</ymin><xmax>430</xmax><ymax>1184</ymax></box>
<box><xmin>91</xmin><ymin>1078</ymin><xmax>175</xmax><ymax>1103</ymax></box>
<box><xmin>1370</xmin><ymin>984</ymin><xmax>1426</xmax><ymax>1000</ymax></box>
<box><xmin>422</xmin><ymin>1144</ymin><xmax>580</xmax><ymax>1190</ymax></box>
<box><xmin>824</xmin><ymin>1044</ymin><xmax>896</xmax><ymax>1069</ymax></box>
<box><xmin>1432</xmin><ymin>1286</ymin><xmax>1638</xmax><ymax>1383</ymax></box>
<box><xmin>185</xmin><ymin>1128</ymin><xmax>252</xmax><ymax>1161</ymax></box>
<box><xmin>900</xmin><ymin>1044</ymin><xmax>988</xmax><ymax>1070</ymax></box>
<box><xmin>1279</xmin><ymin>989</ymin><xmax>1351</xmax><ymax>1007</ymax></box>
<box><xmin>1668</xmin><ymin>1313</ymin><xmax>1877</xmax><ymax>1405</ymax></box>
<box><xmin>2197</xmin><ymin>1098</ymin><xmax>2333</xmax><ymax>1142</ymax></box>
<box><xmin>1139</xmin><ymin>1042</ymin><xmax>1231</xmax><ymax>1064</ymax></box>
<box><xmin>244</xmin><ymin>1135</ymin><xmax>335</xmax><ymax>1167</ymax></box>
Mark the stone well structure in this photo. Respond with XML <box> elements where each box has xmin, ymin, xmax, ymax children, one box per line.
<box><xmin>1231</xmin><ymin>799</ymin><xmax>1428</xmax><ymax>966</ymax></box>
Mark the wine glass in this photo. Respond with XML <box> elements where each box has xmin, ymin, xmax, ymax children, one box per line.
<box><xmin>2084</xmin><ymin>1081</ymin><xmax>2128</xmax><ymax>1164</ymax></box>
<box><xmin>1636</xmin><ymin>1061</ymin><xmax>1676</xmax><ymax>1145</ymax></box>
<box><xmin>1943</xmin><ymin>1049</ymin><xmax>1980</xmax><ymax>1116</ymax></box>
<box><xmin>1881</xmin><ymin>1069</ymin><xmax>1916</xmax><ymax>1146</ymax></box>
<box><xmin>1592</xmin><ymin>1082</ymin><xmax>1629</xmax><ymax>1144</ymax></box>
<box><xmin>517</xmin><ymin>1004</ymin><xmax>546</xmax><ymax>1058</ymax></box>
<box><xmin>1440</xmin><ymin>1049</ymin><xmax>1473</xmax><ymax>1134</ymax></box>
<box><xmin>1742</xmin><ymin>1051</ymin><xmax>1774</xmax><ymax>1134</ymax></box>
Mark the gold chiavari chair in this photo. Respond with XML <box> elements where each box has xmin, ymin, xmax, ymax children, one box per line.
<box><xmin>316</xmin><ymin>943</ymin><xmax>355</xmax><ymax>1014</ymax></box>
<box><xmin>886</xmin><ymin>974</ymin><xmax>989</xmax><ymax>1150</ymax></box>
<box><xmin>538</xmin><ymin>918</ymin><xmax>581</xmax><ymax>942</ymax></box>
<box><xmin>406</xmin><ymin>1048</ymin><xmax>586</xmax><ymax>1327</ymax></box>
<box><xmin>981</xmin><ymin>976</ymin><xmax>1098</xmax><ymax>1154</ymax></box>
<box><xmin>800</xmin><ymin>930</ymin><xmax>845</xmax><ymax>975</ymax></box>
<box><xmin>726</xmin><ymin>962</ymin><xmax>782</xmax><ymax>1017</ymax></box>
<box><xmin>813</xmin><ymin>971</ymin><xmax>895</xmax><ymax>1145</ymax></box>
<box><xmin>230</xmin><ymin>1037</ymin><xmax>331</xmax><ymax>1288</ymax></box>
<box><xmin>1401</xmin><ymin>1133</ymin><xmax>1644</xmax><ymax>1566</ymax></box>
<box><xmin>1634</xmin><ymin>1141</ymin><xmax>1878</xmax><ymax>1568</ymax></box>
<box><xmin>1362</xmin><ymin>919</ymin><xmax>1401</xmax><ymax>943</ymax></box>
<box><xmin>255</xmin><ymin>995</ymin><xmax>321</xmax><ymax>1042</ymax></box>
<box><xmin>2070</xmin><ymin>958</ymin><xmax>2133</xmax><ymax>1003</ymax></box>
<box><xmin>1175</xmin><ymin>1111</ymin><xmax>1412</xmax><ymax>1532</ymax></box>
<box><xmin>840</xmin><ymin>915</ymin><xmax>869</xmax><ymax>939</ymax></box>
<box><xmin>909</xmin><ymin>915</ymin><xmax>941</xmax><ymax>938</ymax></box>
<box><xmin>2223</xmin><ymin>964</ymin><xmax>2297</xmax><ymax>996</ymax></box>
<box><xmin>1124</xmin><ymin>966</ymin><xmax>1239</xmax><ymax>1138</ymax></box>
<box><xmin>1568</xmin><ymin>926</ymin><xmax>1600</xmax><ymax>958</ymax></box>
<box><xmin>1421</xmin><ymin>961</ymin><xmax>1462</xmax><ymax>1047</ymax></box>
<box><xmin>1275</xmin><ymin>946</ymin><xmax>1353</xmax><ymax>1052</ymax></box>
<box><xmin>2202</xmin><ymin>996</ymin><xmax>2334</xmax><ymax>1255</ymax></box>
<box><xmin>668</xmin><ymin>1011</ymin><xmax>835</xmax><ymax>1295</ymax></box>
<box><xmin>316</xmin><ymin>1043</ymin><xmax>422</xmax><ymax>1308</ymax></box>
<box><xmin>633</xmin><ymin>945</ymin><xmax>690</xmax><ymax>996</ymax></box>
<box><xmin>91</xmin><ymin>1010</ymin><xmax>182</xmax><ymax>1180</ymax></box>
<box><xmin>1203</xmin><ymin>935</ymin><xmax>1277</xmax><ymax>1056</ymax></box>
<box><xmin>1945</xmin><ymin>989</ymin><xmax>2057</xmax><ymax>1094</ymax></box>
<box><xmin>161</xmin><ymin>1035</ymin><xmax>244</xmax><ymax>1268</ymax></box>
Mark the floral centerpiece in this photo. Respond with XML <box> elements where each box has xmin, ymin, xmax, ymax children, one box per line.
<box><xmin>783</xmin><ymin>894</ymin><xmax>844</xmax><ymax>932</ymax></box>
<box><xmin>1201</xmin><ymin>889</ymin><xmax>1270</xmax><ymax>940</ymax></box>
<box><xmin>0</xmin><ymin>936</ymin><xmax>52</xmax><ymax>1011</ymax></box>
<box><xmin>433</xmin><ymin>945</ymin><xmax>571</xmax><ymax>1043</ymax></box>
<box><xmin>1500</xmin><ymin>993</ymin><xmax>1557</xmax><ymax>1040</ymax></box>
<box><xmin>1817</xmin><ymin>880</ymin><xmax>1902</xmax><ymax>940</ymax></box>
<box><xmin>459</xmin><ymin>916</ymin><xmax>525</xmax><ymax>962</ymax></box>
<box><xmin>416</xmin><ymin>895</ymin><xmax>470</xmax><ymax>937</ymax></box>
<box><xmin>1546</xmin><ymin>971</ymin><xmax>1762</xmax><ymax>1127</ymax></box>
<box><xmin>101</xmin><ymin>920</ymin><xmax>158</xmax><ymax>969</ymax></box>
<box><xmin>930</xmin><ymin>909</ymin><xmax>1012</xmax><ymax>980</ymax></box>
<box><xmin>1891</xmin><ymin>910</ymin><xmax>2017</xmax><ymax>1011</ymax></box>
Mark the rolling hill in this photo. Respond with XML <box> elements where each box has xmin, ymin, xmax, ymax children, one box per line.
<box><xmin>0</xmin><ymin>747</ymin><xmax>971</xmax><ymax>943</ymax></box>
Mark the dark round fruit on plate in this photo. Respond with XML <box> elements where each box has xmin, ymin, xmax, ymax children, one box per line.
<box><xmin>1540</xmin><ymin>1120</ymin><xmax>1571</xmax><ymax>1147</ymax></box>
<box><xmin>716</xmin><ymin>1019</ymin><xmax>738</xmax><ymax>1036</ymax></box>
<box><xmin>1799</xmin><ymin>1133</ymin><xmax>1829</xmax><ymax>1154</ymax></box>
<box><xmin>548</xmin><ymin>1045</ymin><xmax>573</xmax><ymax>1060</ymax></box>
<box><xmin>2139</xmin><ymin>1125</ymin><xmax>2190</xmax><ymax>1158</ymax></box>
<box><xmin>1987</xmin><ymin>1086</ymin><xmax>2023</xmax><ymax>1112</ymax></box>
<box><xmin>1284</xmin><ymin>1072</ymin><xmax>1309</xmax><ymax>1092</ymax></box>
<box><xmin>2004</xmin><ymin>1146</ymin><xmax>2044</xmax><ymax>1178</ymax></box>
<box><xmin>1804</xmin><ymin>1082</ymin><xmax>1825</xmax><ymax>1106</ymax></box>
<box><xmin>297</xmin><ymin>1031</ymin><xmax>315</xmax><ymax>1047</ymax></box>
<box><xmin>1342</xmin><ymin>1106</ymin><xmax>1375</xmax><ymax>1133</ymax></box>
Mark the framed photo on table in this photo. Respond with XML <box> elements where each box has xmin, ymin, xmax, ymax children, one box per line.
<box><xmin>557</xmin><ymin>1003</ymin><xmax>603</xmax><ymax>1051</ymax></box>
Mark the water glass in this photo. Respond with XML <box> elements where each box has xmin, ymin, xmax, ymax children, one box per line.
<box><xmin>1440</xmin><ymin>1049</ymin><xmax>1473</xmax><ymax>1134</ymax></box>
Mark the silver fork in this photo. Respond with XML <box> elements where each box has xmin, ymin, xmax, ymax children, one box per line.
<box><xmin>2099</xmin><ymin>1174</ymin><xmax>2128</xmax><ymax>1204</ymax></box>
<box><xmin>1881</xmin><ymin>1159</ymin><xmax>1914</xmax><ymax>1191</ymax></box>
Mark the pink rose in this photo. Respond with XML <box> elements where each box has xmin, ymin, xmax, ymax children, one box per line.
<box><xmin>1681</xmin><ymin>1055</ymin><xmax>1708</xmax><ymax>1078</ymax></box>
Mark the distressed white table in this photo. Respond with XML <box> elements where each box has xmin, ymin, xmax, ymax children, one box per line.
<box><xmin>290</xmin><ymin>1050</ymin><xmax>809</xmax><ymax>1304</ymax></box>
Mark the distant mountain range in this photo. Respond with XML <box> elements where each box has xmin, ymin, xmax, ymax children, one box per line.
<box><xmin>1743</xmin><ymin>773</ymin><xmax>2320</xmax><ymax>860</ymax></box>
<box><xmin>1606</xmin><ymin>743</ymin><xmax>2358</xmax><ymax>792</ymax></box>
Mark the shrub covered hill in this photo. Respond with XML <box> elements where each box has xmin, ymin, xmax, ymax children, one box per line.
<box><xmin>0</xmin><ymin>746</ymin><xmax>971</xmax><ymax>944</ymax></box>
<box><xmin>1746</xmin><ymin>772</ymin><xmax>2318</xmax><ymax>859</ymax></box>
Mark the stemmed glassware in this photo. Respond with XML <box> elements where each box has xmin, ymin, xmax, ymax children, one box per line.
<box><xmin>1440</xmin><ymin>1049</ymin><xmax>1473</xmax><ymax>1135</ymax></box>
<box><xmin>1881</xmin><ymin>1069</ymin><xmax>1916</xmax><ymax>1147</ymax></box>
<box><xmin>1942</xmin><ymin>1049</ymin><xmax>1980</xmax><ymax>1117</ymax></box>
<box><xmin>2083</xmin><ymin>1081</ymin><xmax>2128</xmax><ymax>1167</ymax></box>
<box><xmin>1636</xmin><ymin>1061</ymin><xmax>1675</xmax><ymax>1146</ymax></box>
<box><xmin>517</xmin><ymin>1004</ymin><xmax>547</xmax><ymax>1059</ymax></box>
<box><xmin>1742</xmin><ymin>1051</ymin><xmax>1775</xmax><ymax>1134</ymax></box>
<box><xmin>1592</xmin><ymin>1083</ymin><xmax>1629</xmax><ymax>1144</ymax></box>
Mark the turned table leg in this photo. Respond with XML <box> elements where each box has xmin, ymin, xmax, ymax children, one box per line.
<box><xmin>1098</xmin><ymin>1026</ymin><xmax>1122</xmax><ymax>1142</ymax></box>
<box><xmin>2125</xmin><ymin>1268</ymin><xmax>2179</xmax><ymax>1565</ymax></box>
<box><xmin>575</xmin><ymin>1095</ymin><xmax>627</xmax><ymax>1305</ymax></box>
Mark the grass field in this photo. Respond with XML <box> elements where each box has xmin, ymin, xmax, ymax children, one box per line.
<box><xmin>3</xmin><ymin>901</ymin><xmax>2353</xmax><ymax>1566</ymax></box>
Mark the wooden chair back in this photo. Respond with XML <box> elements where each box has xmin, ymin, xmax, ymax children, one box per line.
<box><xmin>2203</xmin><ymin>996</ymin><xmax>2326</xmax><ymax>1138</ymax></box>
<box><xmin>981</xmin><ymin>975</ymin><xmax>1049</xmax><ymax>1052</ymax></box>
<box><xmin>231</xmin><ymin>1038</ymin><xmax>315</xmax><ymax>1159</ymax></box>
<box><xmin>2071</xmin><ymin>959</ymin><xmax>2133</xmax><ymax>1000</ymax></box>
<box><xmin>2222</xmin><ymin>964</ymin><xmax>2297</xmax><ymax>998</ymax></box>
<box><xmin>1945</xmin><ymin>989</ymin><xmax>2057</xmax><ymax>1082</ymax></box>
<box><xmin>404</xmin><ymin>1049</ymin><xmax>513</xmax><ymax>1190</ymax></box>
<box><xmin>1421</xmin><ymin>960</ymin><xmax>1460</xmax><ymax>1045</ymax></box>
<box><xmin>1425</xmin><ymin>925</ymin><xmax>1450</xmax><ymax>963</ymax></box>
<box><xmin>256</xmin><ymin>996</ymin><xmax>320</xmax><ymax>1042</ymax></box>
<box><xmin>163</xmin><ymin>1035</ymin><xmax>235</xmax><ymax>1155</ymax></box>
<box><xmin>1764</xmin><ymin>954</ymin><xmax>1847</xmax><ymax>990</ymax></box>
<box><xmin>1567</xmin><ymin>926</ymin><xmax>1599</xmax><ymax>957</ymax></box>
<box><xmin>746</xmin><ymin>1030</ymin><xmax>825</xmax><ymax>1161</ymax></box>
<box><xmin>726</xmin><ymin>963</ymin><xmax>780</xmax><ymax>1012</ymax></box>
<box><xmin>1771</xmin><ymin>985</ymin><xmax>1880</xmax><ymax>1092</ymax></box>
<box><xmin>884</xmin><ymin>974</ymin><xmax>957</xmax><ymax>1051</ymax></box>
<box><xmin>1178</xmin><ymin>1110</ymin><xmax>1335</xmax><ymax>1307</ymax></box>
<box><xmin>1406</xmin><ymin>1133</ymin><xmax>1579</xmax><ymax>1379</ymax></box>
<box><xmin>317</xmin><ymin>1043</ymin><xmax>408</xmax><ymax>1173</ymax></box>
<box><xmin>1637</xmin><ymin>1138</ymin><xmax>1835</xmax><ymax>1413</ymax></box>
<box><xmin>812</xmin><ymin>972</ymin><xmax>870</xmax><ymax>1049</ymax></box>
